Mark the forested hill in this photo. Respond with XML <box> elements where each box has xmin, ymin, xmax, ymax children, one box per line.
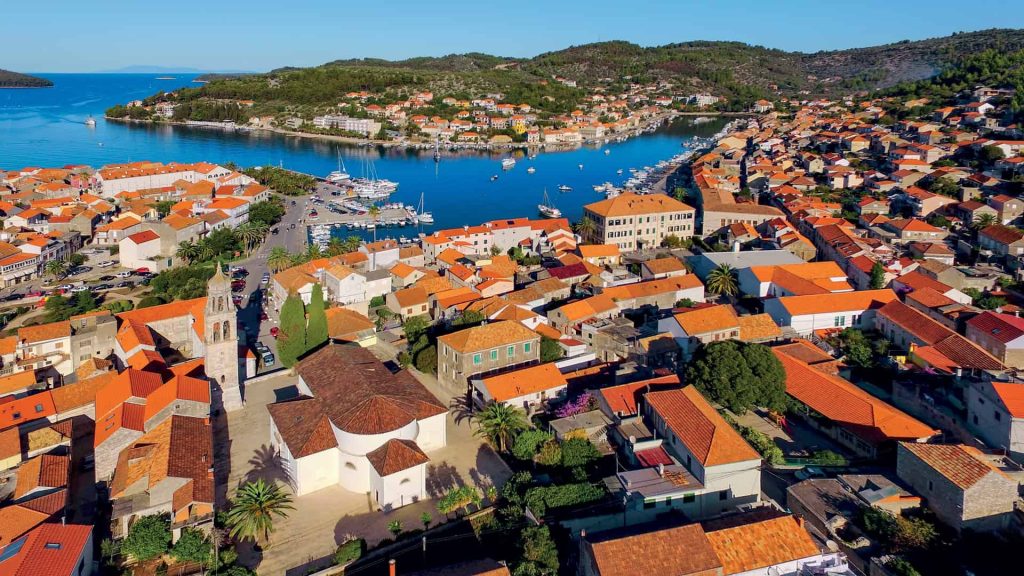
<box><xmin>0</xmin><ymin>69</ymin><xmax>52</xmax><ymax>88</ymax></box>
<box><xmin>131</xmin><ymin>28</ymin><xmax>1024</xmax><ymax>112</ymax></box>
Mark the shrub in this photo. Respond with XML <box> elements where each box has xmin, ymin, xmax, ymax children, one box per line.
<box><xmin>810</xmin><ymin>450</ymin><xmax>848</xmax><ymax>466</ymax></box>
<box><xmin>535</xmin><ymin>439</ymin><xmax>562</xmax><ymax>467</ymax></box>
<box><xmin>369</xmin><ymin>295</ymin><xmax>386</xmax><ymax>307</ymax></box>
<box><xmin>333</xmin><ymin>538</ymin><xmax>365</xmax><ymax>566</ymax></box>
<box><xmin>121</xmin><ymin>514</ymin><xmax>171</xmax><ymax>561</ymax></box>
<box><xmin>413</xmin><ymin>343</ymin><xmax>437</xmax><ymax>374</ymax></box>
<box><xmin>511</xmin><ymin>429</ymin><xmax>552</xmax><ymax>462</ymax></box>
<box><xmin>524</xmin><ymin>483</ymin><xmax>605</xmax><ymax>516</ymax></box>
<box><xmin>170</xmin><ymin>528</ymin><xmax>212</xmax><ymax>564</ymax></box>
<box><xmin>136</xmin><ymin>295</ymin><xmax>166</xmax><ymax>309</ymax></box>
<box><xmin>560</xmin><ymin>438</ymin><xmax>601</xmax><ymax>468</ymax></box>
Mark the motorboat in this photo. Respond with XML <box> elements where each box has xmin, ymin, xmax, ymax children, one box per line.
<box><xmin>526</xmin><ymin>166</ymin><xmax>536</xmax><ymax>174</ymax></box>
<box><xmin>557</xmin><ymin>184</ymin><xmax>572</xmax><ymax>192</ymax></box>
<box><xmin>501</xmin><ymin>158</ymin><xmax>516</xmax><ymax>170</ymax></box>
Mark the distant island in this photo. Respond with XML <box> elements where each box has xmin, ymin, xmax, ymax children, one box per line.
<box><xmin>0</xmin><ymin>69</ymin><xmax>52</xmax><ymax>88</ymax></box>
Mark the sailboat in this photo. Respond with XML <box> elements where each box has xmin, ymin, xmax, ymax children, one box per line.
<box><xmin>327</xmin><ymin>151</ymin><xmax>350</xmax><ymax>183</ymax></box>
<box><xmin>433</xmin><ymin>136</ymin><xmax>441</xmax><ymax>163</ymax></box>
<box><xmin>538</xmin><ymin>189</ymin><xmax>561</xmax><ymax>219</ymax></box>
<box><xmin>84</xmin><ymin>116</ymin><xmax>96</xmax><ymax>127</ymax></box>
<box><xmin>416</xmin><ymin>192</ymin><xmax>434</xmax><ymax>224</ymax></box>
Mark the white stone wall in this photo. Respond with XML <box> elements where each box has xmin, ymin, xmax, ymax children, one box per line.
<box><xmin>370</xmin><ymin>462</ymin><xmax>427</xmax><ymax>511</ymax></box>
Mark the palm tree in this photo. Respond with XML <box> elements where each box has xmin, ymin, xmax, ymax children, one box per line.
<box><xmin>305</xmin><ymin>243</ymin><xmax>323</xmax><ymax>261</ymax></box>
<box><xmin>326</xmin><ymin>237</ymin><xmax>346</xmax><ymax>257</ymax></box>
<box><xmin>267</xmin><ymin>247</ymin><xmax>292</xmax><ymax>273</ymax></box>
<box><xmin>472</xmin><ymin>402</ymin><xmax>527</xmax><ymax>452</ymax></box>
<box><xmin>368</xmin><ymin>205</ymin><xmax>381</xmax><ymax>243</ymax></box>
<box><xmin>176</xmin><ymin>240</ymin><xmax>200</xmax><ymax>264</ymax></box>
<box><xmin>225</xmin><ymin>478</ymin><xmax>294</xmax><ymax>546</ymax></box>
<box><xmin>197</xmin><ymin>238</ymin><xmax>216</xmax><ymax>263</ymax></box>
<box><xmin>243</xmin><ymin>222</ymin><xmax>269</xmax><ymax>253</ymax></box>
<box><xmin>574</xmin><ymin>216</ymin><xmax>596</xmax><ymax>241</ymax></box>
<box><xmin>706</xmin><ymin>263</ymin><xmax>738</xmax><ymax>296</ymax></box>
<box><xmin>44</xmin><ymin>259</ymin><xmax>68</xmax><ymax>281</ymax></box>
<box><xmin>972</xmin><ymin>212</ymin><xmax>997</xmax><ymax>231</ymax></box>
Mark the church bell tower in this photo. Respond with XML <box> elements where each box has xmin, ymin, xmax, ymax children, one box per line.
<box><xmin>205</xmin><ymin>263</ymin><xmax>242</xmax><ymax>411</ymax></box>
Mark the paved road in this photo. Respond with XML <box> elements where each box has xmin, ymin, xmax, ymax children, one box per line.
<box><xmin>233</xmin><ymin>194</ymin><xmax>311</xmax><ymax>372</ymax></box>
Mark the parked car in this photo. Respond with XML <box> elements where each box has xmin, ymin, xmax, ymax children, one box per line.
<box><xmin>135</xmin><ymin>267</ymin><xmax>150</xmax><ymax>274</ymax></box>
<box><xmin>115</xmin><ymin>281</ymin><xmax>133</xmax><ymax>288</ymax></box>
<box><xmin>27</xmin><ymin>290</ymin><xmax>44</xmax><ymax>297</ymax></box>
<box><xmin>70</xmin><ymin>286</ymin><xmax>91</xmax><ymax>293</ymax></box>
<box><xmin>3</xmin><ymin>293</ymin><xmax>25</xmax><ymax>301</ymax></box>
<box><xmin>271</xmin><ymin>228</ymin><xmax>279</xmax><ymax>235</ymax></box>
<box><xmin>97</xmin><ymin>260</ymin><xmax>116</xmax><ymax>268</ymax></box>
<box><xmin>93</xmin><ymin>284</ymin><xmax>112</xmax><ymax>291</ymax></box>
<box><xmin>99</xmin><ymin>275</ymin><xmax>115</xmax><ymax>281</ymax></box>
<box><xmin>795</xmin><ymin>466</ymin><xmax>826</xmax><ymax>481</ymax></box>
<box><xmin>261</xmin><ymin>352</ymin><xmax>276</xmax><ymax>367</ymax></box>
<box><xmin>57</xmin><ymin>284</ymin><xmax>74</xmax><ymax>291</ymax></box>
<box><xmin>115</xmin><ymin>271</ymin><xmax>132</xmax><ymax>278</ymax></box>
<box><xmin>75</xmin><ymin>266</ymin><xmax>92</xmax><ymax>274</ymax></box>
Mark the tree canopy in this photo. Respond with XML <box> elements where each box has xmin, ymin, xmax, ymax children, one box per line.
<box><xmin>687</xmin><ymin>341</ymin><xmax>786</xmax><ymax>413</ymax></box>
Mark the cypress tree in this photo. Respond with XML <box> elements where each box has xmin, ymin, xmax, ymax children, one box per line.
<box><xmin>278</xmin><ymin>292</ymin><xmax>307</xmax><ymax>368</ymax></box>
<box><xmin>306</xmin><ymin>283</ymin><xmax>329</xmax><ymax>352</ymax></box>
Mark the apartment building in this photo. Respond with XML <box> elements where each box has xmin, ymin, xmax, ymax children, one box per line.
<box><xmin>436</xmin><ymin>321</ymin><xmax>540</xmax><ymax>390</ymax></box>
<box><xmin>583</xmin><ymin>193</ymin><xmax>696</xmax><ymax>251</ymax></box>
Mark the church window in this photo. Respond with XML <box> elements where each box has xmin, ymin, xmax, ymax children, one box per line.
<box><xmin>223</xmin><ymin>322</ymin><xmax>230</xmax><ymax>341</ymax></box>
<box><xmin>213</xmin><ymin>323</ymin><xmax>220</xmax><ymax>342</ymax></box>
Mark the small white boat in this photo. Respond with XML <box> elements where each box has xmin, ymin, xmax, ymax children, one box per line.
<box><xmin>84</xmin><ymin>116</ymin><xmax>96</xmax><ymax>127</ymax></box>
<box><xmin>578</xmin><ymin>163</ymin><xmax>584</xmax><ymax>170</ymax></box>
<box><xmin>526</xmin><ymin>166</ymin><xmax>536</xmax><ymax>174</ymax></box>
<box><xmin>490</xmin><ymin>175</ymin><xmax>499</xmax><ymax>181</ymax></box>
<box><xmin>616</xmin><ymin>169</ymin><xmax>623</xmax><ymax>175</ymax></box>
<box><xmin>557</xmin><ymin>184</ymin><xmax>572</xmax><ymax>192</ymax></box>
<box><xmin>604</xmin><ymin>149</ymin><xmax>610</xmax><ymax>155</ymax></box>
<box><xmin>501</xmin><ymin>158</ymin><xmax>516</xmax><ymax>170</ymax></box>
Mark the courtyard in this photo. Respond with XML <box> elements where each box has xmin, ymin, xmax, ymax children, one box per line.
<box><xmin>219</xmin><ymin>345</ymin><xmax>512</xmax><ymax>575</ymax></box>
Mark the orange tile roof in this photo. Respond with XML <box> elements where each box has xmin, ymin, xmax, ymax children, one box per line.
<box><xmin>438</xmin><ymin>321</ymin><xmax>539</xmax><ymax>353</ymax></box>
<box><xmin>0</xmin><ymin>372</ymin><xmax>36</xmax><ymax>397</ymax></box>
<box><xmin>596</xmin><ymin>375</ymin><xmax>680</xmax><ymax>418</ymax></box>
<box><xmin>775</xmin><ymin>288</ymin><xmax>897</xmax><ymax>316</ymax></box>
<box><xmin>737</xmin><ymin>314</ymin><xmax>782</xmax><ymax>341</ymax></box>
<box><xmin>17</xmin><ymin>321</ymin><xmax>70</xmax><ymax>344</ymax></box>
<box><xmin>899</xmin><ymin>443</ymin><xmax>1009</xmax><ymax>490</ymax></box>
<box><xmin>579</xmin><ymin>244</ymin><xmax>621</xmax><ymax>259</ymax></box>
<box><xmin>773</xmin><ymin>348</ymin><xmax>938</xmax><ymax>444</ymax></box>
<box><xmin>97</xmin><ymin>216</ymin><xmax>142</xmax><ymax>232</ymax></box>
<box><xmin>325</xmin><ymin>308</ymin><xmax>375</xmax><ymax>342</ymax></box>
<box><xmin>13</xmin><ymin>453</ymin><xmax>68</xmax><ymax>500</ymax></box>
<box><xmin>704</xmin><ymin>514</ymin><xmax>820</xmax><ymax>574</ymax></box>
<box><xmin>642</xmin><ymin>257</ymin><xmax>687</xmax><ymax>275</ymax></box>
<box><xmin>673</xmin><ymin>305</ymin><xmax>739</xmax><ymax>335</ymax></box>
<box><xmin>585</xmin><ymin>522</ymin><xmax>722</xmax><ymax>576</ymax></box>
<box><xmin>603</xmin><ymin>275</ymin><xmax>703</xmax><ymax>300</ymax></box>
<box><xmin>366</xmin><ymin>438</ymin><xmax>430</xmax><ymax>476</ymax></box>
<box><xmin>479</xmin><ymin>363</ymin><xmax>567</xmax><ymax>402</ymax></box>
<box><xmin>992</xmin><ymin>382</ymin><xmax>1024</xmax><ymax>418</ymax></box>
<box><xmin>555</xmin><ymin>293</ymin><xmax>619</xmax><ymax>322</ymax></box>
<box><xmin>646</xmin><ymin>386</ymin><xmax>760</xmax><ymax>467</ymax></box>
<box><xmin>585</xmin><ymin>192</ymin><xmax>695</xmax><ymax>217</ymax></box>
<box><xmin>126</xmin><ymin>229</ymin><xmax>160</xmax><ymax>244</ymax></box>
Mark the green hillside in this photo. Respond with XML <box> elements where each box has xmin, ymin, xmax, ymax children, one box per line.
<box><xmin>0</xmin><ymin>69</ymin><xmax>52</xmax><ymax>88</ymax></box>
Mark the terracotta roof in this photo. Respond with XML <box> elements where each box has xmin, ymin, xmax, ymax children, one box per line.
<box><xmin>0</xmin><ymin>491</ymin><xmax>65</xmax><ymax>547</ymax></box>
<box><xmin>646</xmin><ymin>386</ymin><xmax>760</xmax><ymax>467</ymax></box>
<box><xmin>51</xmin><ymin>372</ymin><xmax>115</xmax><ymax>413</ymax></box>
<box><xmin>775</xmin><ymin>289</ymin><xmax>897</xmax><ymax>316</ymax></box>
<box><xmin>905</xmin><ymin>286</ymin><xmax>956</xmax><ymax>309</ymax></box>
<box><xmin>603</xmin><ymin>275</ymin><xmax>703</xmax><ymax>300</ymax></box>
<box><xmin>406</xmin><ymin>558</ymin><xmax>511</xmax><ymax>576</ymax></box>
<box><xmin>126</xmin><ymin>229</ymin><xmax>160</xmax><ymax>244</ymax></box>
<box><xmin>0</xmin><ymin>426</ymin><xmax>19</xmax><ymax>462</ymax></box>
<box><xmin>642</xmin><ymin>257</ymin><xmax>687</xmax><ymax>275</ymax></box>
<box><xmin>596</xmin><ymin>375</ymin><xmax>680</xmax><ymax>418</ymax></box>
<box><xmin>967</xmin><ymin>311</ymin><xmax>1024</xmax><ymax>344</ymax></box>
<box><xmin>110</xmin><ymin>415</ymin><xmax>213</xmax><ymax>506</ymax></box>
<box><xmin>879</xmin><ymin>301</ymin><xmax>1002</xmax><ymax>371</ymax></box>
<box><xmin>672</xmin><ymin>305</ymin><xmax>738</xmax><ymax>335</ymax></box>
<box><xmin>0</xmin><ymin>373</ymin><xmax>36</xmax><ymax>397</ymax></box>
<box><xmin>0</xmin><ymin>523</ymin><xmax>93</xmax><ymax>576</ymax></box>
<box><xmin>703</xmin><ymin>513</ymin><xmax>820</xmax><ymax>575</ymax></box>
<box><xmin>13</xmin><ymin>453</ymin><xmax>69</xmax><ymax>500</ymax></box>
<box><xmin>899</xmin><ymin>442</ymin><xmax>1008</xmax><ymax>490</ymax></box>
<box><xmin>579</xmin><ymin>244</ymin><xmax>621</xmax><ymax>259</ymax></box>
<box><xmin>979</xmin><ymin>224</ymin><xmax>1024</xmax><ymax>245</ymax></box>
<box><xmin>773</xmin><ymin>348</ymin><xmax>938</xmax><ymax>444</ymax></box>
<box><xmin>438</xmin><ymin>321</ymin><xmax>539</xmax><ymax>353</ymax></box>
<box><xmin>324</xmin><ymin>308</ymin><xmax>375</xmax><ymax>342</ymax></box>
<box><xmin>737</xmin><ymin>314</ymin><xmax>782</xmax><ymax>341</ymax></box>
<box><xmin>585</xmin><ymin>192</ymin><xmax>695</xmax><ymax>217</ymax></box>
<box><xmin>992</xmin><ymin>382</ymin><xmax>1024</xmax><ymax>418</ymax></box>
<box><xmin>366</xmin><ymin>439</ymin><xmax>430</xmax><ymax>476</ymax></box>
<box><xmin>269</xmin><ymin>345</ymin><xmax>445</xmax><ymax>446</ymax></box>
<box><xmin>478</xmin><ymin>363</ymin><xmax>567</xmax><ymax>402</ymax></box>
<box><xmin>585</xmin><ymin>523</ymin><xmax>721</xmax><ymax>576</ymax></box>
<box><xmin>17</xmin><ymin>322</ymin><xmax>70</xmax><ymax>344</ymax></box>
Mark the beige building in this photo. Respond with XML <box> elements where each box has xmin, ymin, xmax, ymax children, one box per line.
<box><xmin>583</xmin><ymin>193</ymin><xmax>696</xmax><ymax>251</ymax></box>
<box><xmin>436</xmin><ymin>321</ymin><xmax>540</xmax><ymax>391</ymax></box>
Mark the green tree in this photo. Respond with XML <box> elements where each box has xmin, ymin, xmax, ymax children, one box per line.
<box><xmin>980</xmin><ymin>144</ymin><xmax>1006</xmax><ymax>166</ymax></box>
<box><xmin>248</xmin><ymin>199</ymin><xmax>286</xmax><ymax>227</ymax></box>
<box><xmin>170</xmin><ymin>528</ymin><xmax>213</xmax><ymax>564</ymax></box>
<box><xmin>473</xmin><ymin>402</ymin><xmax>528</xmax><ymax>452</ymax></box>
<box><xmin>420</xmin><ymin>512</ymin><xmax>432</xmax><ymax>529</ymax></box>
<box><xmin>452</xmin><ymin>309</ymin><xmax>486</xmax><ymax>327</ymax></box>
<box><xmin>403</xmin><ymin>314</ymin><xmax>430</xmax><ymax>343</ymax></box>
<box><xmin>926</xmin><ymin>175</ymin><xmax>960</xmax><ymax>198</ymax></box>
<box><xmin>278</xmin><ymin>293</ymin><xmax>307</xmax><ymax>368</ymax></box>
<box><xmin>387</xmin><ymin>520</ymin><xmax>403</xmax><ymax>538</ymax></box>
<box><xmin>512</xmin><ymin>429</ymin><xmax>553</xmax><ymax>462</ymax></box>
<box><xmin>540</xmin><ymin>336</ymin><xmax>564</xmax><ymax>362</ymax></box>
<box><xmin>705</xmin><ymin>263</ymin><xmax>738</xmax><ymax>296</ymax></box>
<box><xmin>573</xmin><ymin>216</ymin><xmax>596</xmax><ymax>240</ymax></box>
<box><xmin>869</xmin><ymin>262</ymin><xmax>886</xmax><ymax>289</ymax></box>
<box><xmin>177</xmin><ymin>241</ymin><xmax>200</xmax><ymax>264</ymax></box>
<box><xmin>560</xmin><ymin>438</ymin><xmax>601</xmax><ymax>468</ymax></box>
<box><xmin>68</xmin><ymin>253</ymin><xmax>87</xmax><ymax>267</ymax></box>
<box><xmin>515</xmin><ymin>526</ymin><xmax>560</xmax><ymax>575</ymax></box>
<box><xmin>153</xmin><ymin>200</ymin><xmax>176</xmax><ymax>218</ymax></box>
<box><xmin>687</xmin><ymin>341</ymin><xmax>786</xmax><ymax>413</ymax></box>
<box><xmin>121</xmin><ymin>514</ymin><xmax>171</xmax><ymax>562</ymax></box>
<box><xmin>306</xmin><ymin>284</ymin><xmax>329</xmax><ymax>351</ymax></box>
<box><xmin>837</xmin><ymin>329</ymin><xmax>874</xmax><ymax>368</ymax></box>
<box><xmin>972</xmin><ymin>212</ymin><xmax>997</xmax><ymax>230</ymax></box>
<box><xmin>225</xmin><ymin>479</ymin><xmax>295</xmax><ymax>546</ymax></box>
<box><xmin>535</xmin><ymin>439</ymin><xmax>563</xmax><ymax>467</ymax></box>
<box><xmin>333</xmin><ymin>538</ymin><xmax>365</xmax><ymax>566</ymax></box>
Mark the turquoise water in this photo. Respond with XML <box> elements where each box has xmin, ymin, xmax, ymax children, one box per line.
<box><xmin>1</xmin><ymin>74</ymin><xmax>727</xmax><ymax>230</ymax></box>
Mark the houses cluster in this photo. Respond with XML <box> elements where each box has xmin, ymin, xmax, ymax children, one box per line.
<box><xmin>1</xmin><ymin>161</ymin><xmax>267</xmax><ymax>277</ymax></box>
<box><xmin>0</xmin><ymin>269</ymin><xmax>241</xmax><ymax>574</ymax></box>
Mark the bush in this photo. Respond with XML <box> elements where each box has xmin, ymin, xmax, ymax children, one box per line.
<box><xmin>560</xmin><ymin>438</ymin><xmax>601</xmax><ymax>468</ymax></box>
<box><xmin>170</xmin><ymin>528</ymin><xmax>212</xmax><ymax>564</ymax></box>
<box><xmin>540</xmin><ymin>336</ymin><xmax>564</xmax><ymax>363</ymax></box>
<box><xmin>122</xmin><ymin>514</ymin><xmax>171</xmax><ymax>561</ymax></box>
<box><xmin>524</xmin><ymin>483</ymin><xmax>605</xmax><ymax>516</ymax></box>
<box><xmin>149</xmin><ymin>266</ymin><xmax>215</xmax><ymax>301</ymax></box>
<box><xmin>512</xmin><ymin>430</ymin><xmax>553</xmax><ymax>462</ymax></box>
<box><xmin>369</xmin><ymin>295</ymin><xmax>386</xmax><ymax>307</ymax></box>
<box><xmin>69</xmin><ymin>253</ymin><xmax>87</xmax><ymax>267</ymax></box>
<box><xmin>333</xmin><ymin>538</ymin><xmax>365</xmax><ymax>566</ymax></box>
<box><xmin>136</xmin><ymin>295</ymin><xmax>166</xmax><ymax>309</ymax></box>
<box><xmin>810</xmin><ymin>450</ymin><xmax>848</xmax><ymax>466</ymax></box>
<box><xmin>413</xmin><ymin>343</ymin><xmax>437</xmax><ymax>374</ymax></box>
<box><xmin>103</xmin><ymin>300</ymin><xmax>134</xmax><ymax>313</ymax></box>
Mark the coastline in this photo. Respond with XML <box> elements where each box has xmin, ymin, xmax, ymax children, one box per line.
<box><xmin>103</xmin><ymin>110</ymin><xmax>712</xmax><ymax>152</ymax></box>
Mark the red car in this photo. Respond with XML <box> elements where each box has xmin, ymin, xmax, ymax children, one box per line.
<box><xmin>135</xmin><ymin>267</ymin><xmax>150</xmax><ymax>274</ymax></box>
<box><xmin>27</xmin><ymin>290</ymin><xmax>45</xmax><ymax>297</ymax></box>
<box><xmin>270</xmin><ymin>327</ymin><xmax>280</xmax><ymax>338</ymax></box>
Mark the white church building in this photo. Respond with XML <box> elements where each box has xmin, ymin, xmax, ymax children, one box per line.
<box><xmin>267</xmin><ymin>344</ymin><xmax>447</xmax><ymax>510</ymax></box>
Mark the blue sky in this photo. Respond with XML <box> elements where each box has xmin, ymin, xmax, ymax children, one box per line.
<box><xmin>8</xmin><ymin>0</ymin><xmax>1024</xmax><ymax>72</ymax></box>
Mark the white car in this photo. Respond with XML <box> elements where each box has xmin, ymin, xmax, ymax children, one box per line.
<box><xmin>57</xmin><ymin>284</ymin><xmax>74</xmax><ymax>291</ymax></box>
<box><xmin>97</xmin><ymin>260</ymin><xmax>116</xmax><ymax>268</ymax></box>
<box><xmin>115</xmin><ymin>271</ymin><xmax>133</xmax><ymax>278</ymax></box>
<box><xmin>70</xmin><ymin>286</ymin><xmax>91</xmax><ymax>293</ymax></box>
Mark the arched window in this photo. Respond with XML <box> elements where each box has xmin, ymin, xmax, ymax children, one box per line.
<box><xmin>212</xmin><ymin>322</ymin><xmax>220</xmax><ymax>342</ymax></box>
<box><xmin>217</xmin><ymin>296</ymin><xmax>224</xmax><ymax>312</ymax></box>
<box><xmin>223</xmin><ymin>322</ymin><xmax>230</xmax><ymax>341</ymax></box>
<box><xmin>400</xmin><ymin>478</ymin><xmax>411</xmax><ymax>485</ymax></box>
<box><xmin>345</xmin><ymin>462</ymin><xmax>357</xmax><ymax>470</ymax></box>
<box><xmin>220</xmin><ymin>375</ymin><xmax>225</xmax><ymax>384</ymax></box>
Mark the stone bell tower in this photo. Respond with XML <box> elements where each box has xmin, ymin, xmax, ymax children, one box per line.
<box><xmin>205</xmin><ymin>263</ymin><xmax>242</xmax><ymax>411</ymax></box>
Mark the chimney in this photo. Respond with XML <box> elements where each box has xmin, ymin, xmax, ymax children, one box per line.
<box><xmin>389</xmin><ymin>559</ymin><xmax>396</xmax><ymax>576</ymax></box>
<box><xmin>732</xmin><ymin>241</ymin><xmax>740</xmax><ymax>253</ymax></box>
<box><xmin>657</xmin><ymin>463</ymin><xmax>665</xmax><ymax>477</ymax></box>
<box><xmin>795</xmin><ymin>515</ymin><xmax>805</xmax><ymax>530</ymax></box>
